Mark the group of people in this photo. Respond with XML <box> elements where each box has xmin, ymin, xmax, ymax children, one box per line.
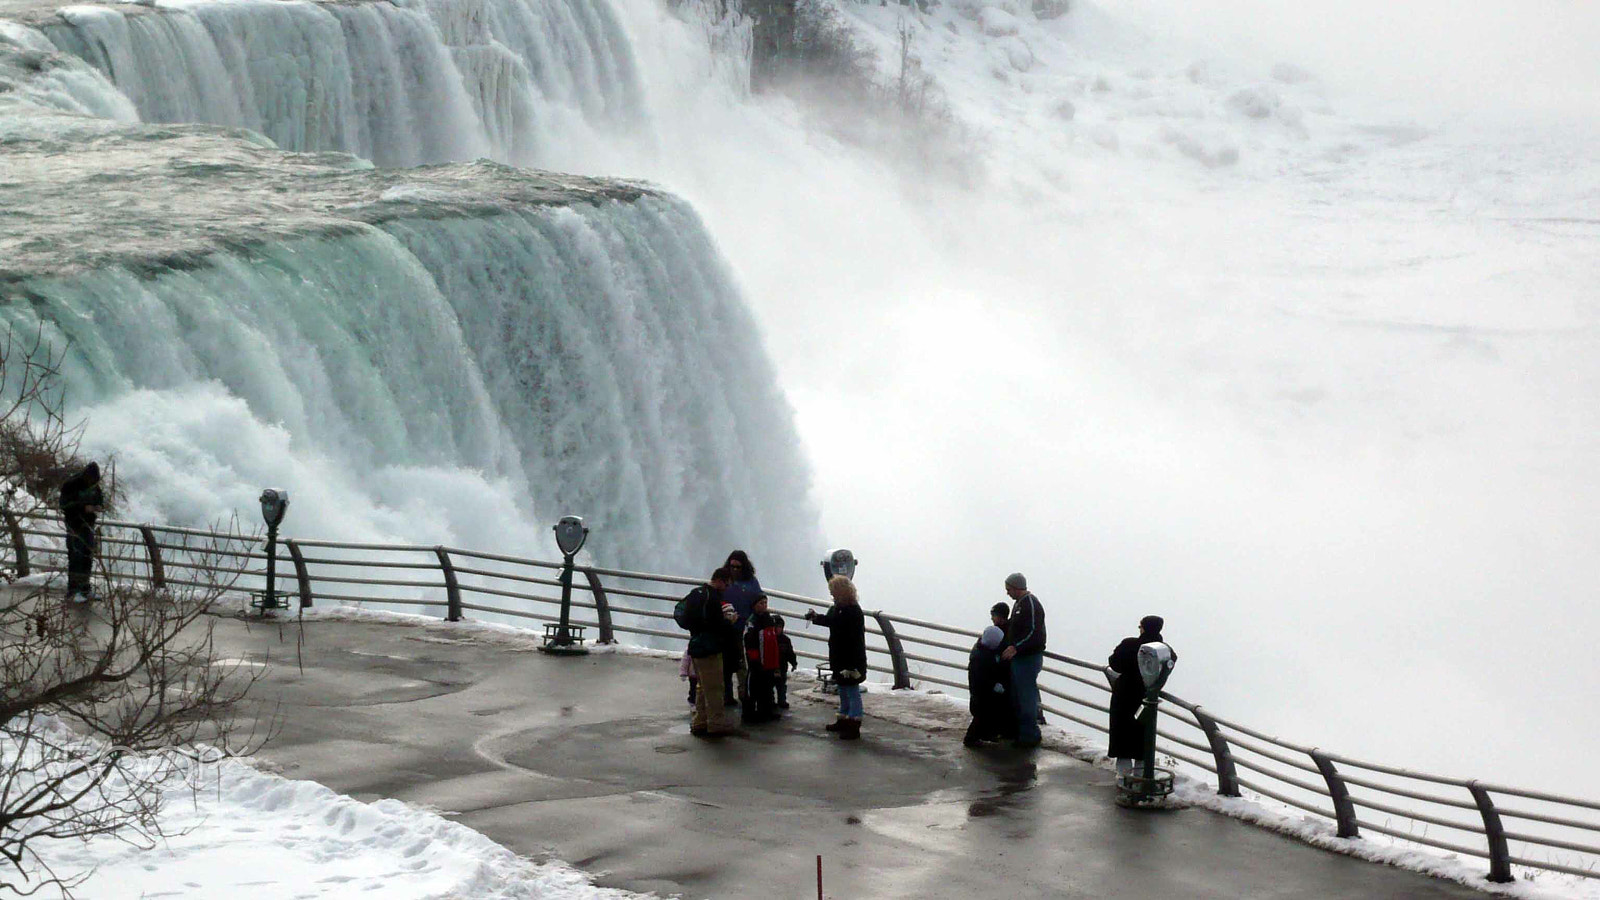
<box><xmin>964</xmin><ymin>573</ymin><xmax>1174</xmax><ymax>771</ymax></box>
<box><xmin>964</xmin><ymin>573</ymin><xmax>1048</xmax><ymax>748</ymax></box>
<box><xmin>676</xmin><ymin>552</ymin><xmax>869</xmax><ymax>739</ymax></box>
<box><xmin>673</xmin><ymin>559</ymin><xmax>1171</xmax><ymax>772</ymax></box>
<box><xmin>678</xmin><ymin>552</ymin><xmax>797</xmax><ymax>735</ymax></box>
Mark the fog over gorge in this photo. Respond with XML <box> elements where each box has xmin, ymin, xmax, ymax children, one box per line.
<box><xmin>1</xmin><ymin>0</ymin><xmax>1597</xmax><ymax>805</ymax></box>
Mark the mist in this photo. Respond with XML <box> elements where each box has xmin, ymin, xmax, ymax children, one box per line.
<box><xmin>569</xmin><ymin>0</ymin><xmax>1600</xmax><ymax>793</ymax></box>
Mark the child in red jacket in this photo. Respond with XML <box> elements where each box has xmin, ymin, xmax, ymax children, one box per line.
<box><xmin>743</xmin><ymin>596</ymin><xmax>784</xmax><ymax>723</ymax></box>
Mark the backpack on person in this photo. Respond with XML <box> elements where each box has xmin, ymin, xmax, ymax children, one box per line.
<box><xmin>674</xmin><ymin>589</ymin><xmax>701</xmax><ymax>630</ymax></box>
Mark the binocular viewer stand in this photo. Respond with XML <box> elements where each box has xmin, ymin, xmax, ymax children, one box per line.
<box><xmin>1115</xmin><ymin>765</ymin><xmax>1176</xmax><ymax>808</ymax></box>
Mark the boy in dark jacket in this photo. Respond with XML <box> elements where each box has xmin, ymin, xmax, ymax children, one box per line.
<box><xmin>772</xmin><ymin>615</ymin><xmax>798</xmax><ymax>709</ymax></box>
<box><xmin>743</xmin><ymin>596</ymin><xmax>782</xmax><ymax>723</ymax></box>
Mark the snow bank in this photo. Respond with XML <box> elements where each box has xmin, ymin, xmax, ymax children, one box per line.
<box><xmin>17</xmin><ymin>722</ymin><xmax>652</xmax><ymax>899</ymax></box>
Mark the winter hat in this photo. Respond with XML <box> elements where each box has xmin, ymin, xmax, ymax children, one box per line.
<box><xmin>980</xmin><ymin>626</ymin><xmax>1005</xmax><ymax>650</ymax></box>
<box><xmin>1004</xmin><ymin>572</ymin><xmax>1027</xmax><ymax>591</ymax></box>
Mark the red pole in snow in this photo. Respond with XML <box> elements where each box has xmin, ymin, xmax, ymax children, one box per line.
<box><xmin>816</xmin><ymin>854</ymin><xmax>822</xmax><ymax>900</ymax></box>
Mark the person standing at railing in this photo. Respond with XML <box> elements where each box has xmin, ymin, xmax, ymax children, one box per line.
<box><xmin>59</xmin><ymin>461</ymin><xmax>104</xmax><ymax>603</ymax></box>
<box><xmin>1000</xmin><ymin>572</ymin><xmax>1047</xmax><ymax>747</ymax></box>
<box><xmin>1107</xmin><ymin>616</ymin><xmax>1173</xmax><ymax>775</ymax></box>
<box><xmin>721</xmin><ymin>550</ymin><xmax>763</xmax><ymax>708</ymax></box>
<box><xmin>964</xmin><ymin>624</ymin><xmax>1014</xmax><ymax>747</ymax></box>
<box><xmin>805</xmin><ymin>575</ymin><xmax>868</xmax><ymax>740</ymax></box>
<box><xmin>680</xmin><ymin>567</ymin><xmax>740</xmax><ymax>737</ymax></box>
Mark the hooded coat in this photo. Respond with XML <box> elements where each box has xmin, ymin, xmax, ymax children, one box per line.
<box><xmin>966</xmin><ymin>628</ymin><xmax>1014</xmax><ymax>742</ymax></box>
<box><xmin>60</xmin><ymin>462</ymin><xmax>103</xmax><ymax>527</ymax></box>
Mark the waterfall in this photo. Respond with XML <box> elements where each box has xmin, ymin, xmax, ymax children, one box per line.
<box><xmin>0</xmin><ymin>149</ymin><xmax>816</xmax><ymax>573</ymax></box>
<box><xmin>42</xmin><ymin>1</ymin><xmax>494</xmax><ymax>165</ymax></box>
<box><xmin>0</xmin><ymin>21</ymin><xmax>138</xmax><ymax>126</ymax></box>
<box><xmin>26</xmin><ymin>0</ymin><xmax>662</xmax><ymax>167</ymax></box>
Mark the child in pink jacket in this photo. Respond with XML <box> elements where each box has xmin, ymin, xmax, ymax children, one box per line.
<box><xmin>680</xmin><ymin>648</ymin><xmax>698</xmax><ymax>705</ymax></box>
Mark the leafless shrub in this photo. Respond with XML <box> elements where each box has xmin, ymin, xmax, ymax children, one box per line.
<box><xmin>0</xmin><ymin>328</ymin><xmax>269</xmax><ymax>897</ymax></box>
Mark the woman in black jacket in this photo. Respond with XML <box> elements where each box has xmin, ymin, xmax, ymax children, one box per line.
<box><xmin>805</xmin><ymin>575</ymin><xmax>868</xmax><ymax>740</ymax></box>
<box><xmin>1108</xmin><ymin>615</ymin><xmax>1171</xmax><ymax>774</ymax></box>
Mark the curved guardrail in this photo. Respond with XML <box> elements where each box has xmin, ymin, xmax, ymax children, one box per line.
<box><xmin>5</xmin><ymin>510</ymin><xmax>1597</xmax><ymax>884</ymax></box>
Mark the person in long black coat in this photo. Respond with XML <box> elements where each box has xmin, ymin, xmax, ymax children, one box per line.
<box><xmin>1108</xmin><ymin>615</ymin><xmax>1172</xmax><ymax>773</ymax></box>
<box><xmin>964</xmin><ymin>625</ymin><xmax>1015</xmax><ymax>747</ymax></box>
<box><xmin>805</xmin><ymin>575</ymin><xmax>868</xmax><ymax>740</ymax></box>
<box><xmin>59</xmin><ymin>462</ymin><xmax>103</xmax><ymax>601</ymax></box>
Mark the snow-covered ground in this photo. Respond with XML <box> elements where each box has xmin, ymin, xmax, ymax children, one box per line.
<box><xmin>26</xmin><ymin>606</ymin><xmax>1596</xmax><ymax>898</ymax></box>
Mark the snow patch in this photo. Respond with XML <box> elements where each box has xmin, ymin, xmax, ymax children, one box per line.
<box><xmin>16</xmin><ymin>718</ymin><xmax>653</xmax><ymax>899</ymax></box>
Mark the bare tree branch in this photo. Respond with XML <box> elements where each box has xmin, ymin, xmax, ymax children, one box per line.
<box><xmin>0</xmin><ymin>330</ymin><xmax>272</xmax><ymax>897</ymax></box>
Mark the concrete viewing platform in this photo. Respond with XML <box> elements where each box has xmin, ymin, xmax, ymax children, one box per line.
<box><xmin>216</xmin><ymin>612</ymin><xmax>1493</xmax><ymax>899</ymax></box>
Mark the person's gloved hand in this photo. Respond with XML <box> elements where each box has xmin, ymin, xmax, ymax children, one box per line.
<box><xmin>721</xmin><ymin>604</ymin><xmax>738</xmax><ymax>624</ymax></box>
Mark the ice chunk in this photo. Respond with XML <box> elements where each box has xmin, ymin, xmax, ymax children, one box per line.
<box><xmin>1002</xmin><ymin>37</ymin><xmax>1036</xmax><ymax>72</ymax></box>
<box><xmin>979</xmin><ymin>7</ymin><xmax>1021</xmax><ymax>37</ymax></box>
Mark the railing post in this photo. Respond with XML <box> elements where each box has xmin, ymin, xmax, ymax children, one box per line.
<box><xmin>137</xmin><ymin>525</ymin><xmax>165</xmax><ymax>590</ymax></box>
<box><xmin>1468</xmin><ymin>781</ymin><xmax>1514</xmax><ymax>883</ymax></box>
<box><xmin>434</xmin><ymin>546</ymin><xmax>461</xmax><ymax>622</ymax></box>
<box><xmin>580</xmin><ymin>567</ymin><xmax>615</xmax><ymax>644</ymax></box>
<box><xmin>1309</xmin><ymin>749</ymin><xmax>1360</xmax><ymax>838</ymax></box>
<box><xmin>870</xmin><ymin>611</ymin><xmax>912</xmax><ymax>690</ymax></box>
<box><xmin>285</xmin><ymin>539</ymin><xmax>313</xmax><ymax>609</ymax></box>
<box><xmin>1190</xmin><ymin>705</ymin><xmax>1240</xmax><ymax>797</ymax></box>
<box><xmin>3</xmin><ymin>510</ymin><xmax>29</xmax><ymax>577</ymax></box>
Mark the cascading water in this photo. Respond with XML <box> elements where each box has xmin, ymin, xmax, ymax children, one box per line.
<box><xmin>41</xmin><ymin>0</ymin><xmax>495</xmax><ymax>165</ymax></box>
<box><xmin>24</xmin><ymin>0</ymin><xmax>660</xmax><ymax>168</ymax></box>
<box><xmin>0</xmin><ymin>0</ymin><xmax>817</xmax><ymax>582</ymax></box>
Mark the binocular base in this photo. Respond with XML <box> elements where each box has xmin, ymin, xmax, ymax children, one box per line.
<box><xmin>1115</xmin><ymin>766</ymin><xmax>1176</xmax><ymax>808</ymax></box>
<box><xmin>539</xmin><ymin>623</ymin><xmax>589</xmax><ymax>655</ymax></box>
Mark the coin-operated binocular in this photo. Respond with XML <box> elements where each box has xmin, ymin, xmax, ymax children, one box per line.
<box><xmin>252</xmin><ymin>489</ymin><xmax>290</xmax><ymax>614</ymax></box>
<box><xmin>820</xmin><ymin>548</ymin><xmax>857</xmax><ymax>583</ymax></box>
<box><xmin>541</xmin><ymin>515</ymin><xmax>590</xmax><ymax>656</ymax></box>
<box><xmin>1116</xmin><ymin>642</ymin><xmax>1178</xmax><ymax>807</ymax></box>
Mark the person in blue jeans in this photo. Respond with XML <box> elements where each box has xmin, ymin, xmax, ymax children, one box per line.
<box><xmin>806</xmin><ymin>575</ymin><xmax>868</xmax><ymax>740</ymax></box>
<box><xmin>1000</xmin><ymin>572</ymin><xmax>1047</xmax><ymax>747</ymax></box>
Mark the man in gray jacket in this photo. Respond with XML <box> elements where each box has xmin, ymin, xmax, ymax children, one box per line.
<box><xmin>1000</xmin><ymin>572</ymin><xmax>1047</xmax><ymax>746</ymax></box>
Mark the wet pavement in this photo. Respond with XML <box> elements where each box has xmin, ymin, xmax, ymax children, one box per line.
<box><xmin>215</xmin><ymin>615</ymin><xmax>1493</xmax><ymax>899</ymax></box>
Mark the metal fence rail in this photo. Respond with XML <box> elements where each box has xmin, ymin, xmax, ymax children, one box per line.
<box><xmin>5</xmin><ymin>510</ymin><xmax>1597</xmax><ymax>884</ymax></box>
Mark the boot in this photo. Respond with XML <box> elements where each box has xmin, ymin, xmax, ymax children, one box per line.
<box><xmin>825</xmin><ymin>717</ymin><xmax>845</xmax><ymax>732</ymax></box>
<box><xmin>839</xmin><ymin>719</ymin><xmax>861</xmax><ymax>741</ymax></box>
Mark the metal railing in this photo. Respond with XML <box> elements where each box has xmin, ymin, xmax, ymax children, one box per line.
<box><xmin>5</xmin><ymin>510</ymin><xmax>1597</xmax><ymax>884</ymax></box>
